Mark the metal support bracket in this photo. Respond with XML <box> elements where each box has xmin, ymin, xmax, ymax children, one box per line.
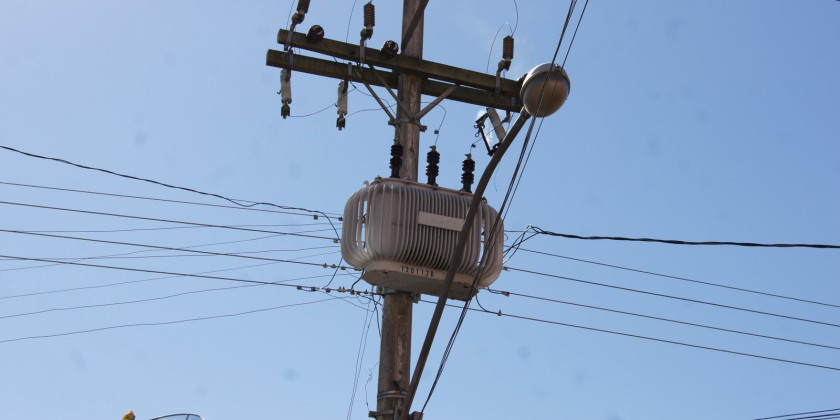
<box><xmin>368</xmin><ymin>64</ymin><xmax>415</xmax><ymax>121</ymax></box>
<box><xmin>355</xmin><ymin>66</ymin><xmax>397</xmax><ymax>124</ymax></box>
<box><xmin>415</xmin><ymin>83</ymin><xmax>457</xmax><ymax>120</ymax></box>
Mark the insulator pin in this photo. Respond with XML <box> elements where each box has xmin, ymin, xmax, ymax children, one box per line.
<box><xmin>389</xmin><ymin>142</ymin><xmax>404</xmax><ymax>178</ymax></box>
<box><xmin>461</xmin><ymin>154</ymin><xmax>475</xmax><ymax>192</ymax></box>
<box><xmin>426</xmin><ymin>146</ymin><xmax>440</xmax><ymax>186</ymax></box>
<box><xmin>297</xmin><ymin>0</ymin><xmax>310</xmax><ymax>13</ymax></box>
<box><xmin>380</xmin><ymin>40</ymin><xmax>399</xmax><ymax>58</ymax></box>
<box><xmin>307</xmin><ymin>25</ymin><xmax>324</xmax><ymax>43</ymax></box>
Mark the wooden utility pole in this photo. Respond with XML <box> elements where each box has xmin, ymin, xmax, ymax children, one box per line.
<box><xmin>266</xmin><ymin>1</ymin><xmax>522</xmax><ymax>416</ymax></box>
<box><xmin>374</xmin><ymin>2</ymin><xmax>425</xmax><ymax>419</ymax></box>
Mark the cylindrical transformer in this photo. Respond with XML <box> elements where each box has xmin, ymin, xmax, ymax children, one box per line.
<box><xmin>341</xmin><ymin>177</ymin><xmax>504</xmax><ymax>300</ymax></box>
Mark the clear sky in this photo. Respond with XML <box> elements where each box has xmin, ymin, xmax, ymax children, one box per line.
<box><xmin>1</xmin><ymin>1</ymin><xmax>838</xmax><ymax>419</ymax></box>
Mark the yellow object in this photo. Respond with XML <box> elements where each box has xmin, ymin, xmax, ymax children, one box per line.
<box><xmin>122</xmin><ymin>411</ymin><xmax>136</xmax><ymax>420</ymax></box>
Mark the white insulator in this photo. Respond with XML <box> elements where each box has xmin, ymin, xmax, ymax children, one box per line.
<box><xmin>337</xmin><ymin>82</ymin><xmax>348</xmax><ymax>116</ymax></box>
<box><xmin>280</xmin><ymin>69</ymin><xmax>292</xmax><ymax>104</ymax></box>
<box><xmin>486</xmin><ymin>108</ymin><xmax>507</xmax><ymax>143</ymax></box>
<box><xmin>341</xmin><ymin>178</ymin><xmax>504</xmax><ymax>300</ymax></box>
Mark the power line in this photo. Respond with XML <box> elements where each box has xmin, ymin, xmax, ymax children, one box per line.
<box><xmin>0</xmin><ymin>145</ymin><xmax>342</xmax><ymax>219</ymax></box>
<box><xmin>0</xmin><ymin>148</ymin><xmax>356</xmax><ymax>287</ymax></box>
<box><xmin>0</xmin><ymin>229</ymin><xmax>350</xmax><ymax>269</ymax></box>
<box><xmin>530</xmin><ymin>226</ymin><xmax>840</xmax><ymax>249</ymax></box>
<box><xmin>0</xmin><ymin>254</ymin><xmax>357</xmax><ymax>288</ymax></box>
<box><xmin>0</xmin><ymin>259</ymin><xmax>331</xmax><ymax>301</ymax></box>
<box><xmin>0</xmin><ymin>272</ymin><xmax>343</xmax><ymax>320</ymax></box>
<box><xmin>417</xmin><ymin>0</ymin><xmax>588</xmax><ymax>413</ymax></box>
<box><xmin>346</xmin><ymin>295</ymin><xmax>375</xmax><ymax>420</ymax></box>
<box><xmin>0</xmin><ymin>201</ymin><xmax>337</xmax><ymax>241</ymax></box>
<box><xmin>0</xmin><ymin>180</ymin><xmax>338</xmax><ymax>219</ymax></box>
<box><xmin>0</xmin><ymin>246</ymin><xmax>339</xmax><ymax>263</ymax></box>
<box><xmin>783</xmin><ymin>415</ymin><xmax>840</xmax><ymax>420</ymax></box>
<box><xmin>756</xmin><ymin>409</ymin><xmax>840</xmax><ymax>420</ymax></box>
<box><xmin>487</xmin><ymin>288</ymin><xmax>840</xmax><ymax>351</ymax></box>
<box><xmin>420</xmin><ymin>299</ymin><xmax>840</xmax><ymax>373</ymax></box>
<box><xmin>506</xmin><ymin>266</ymin><xmax>840</xmax><ymax>329</ymax></box>
<box><xmin>13</xmin><ymin>223</ymin><xmax>332</xmax><ymax>234</ymax></box>
<box><xmin>0</xmin><ymin>296</ymin><xmax>346</xmax><ymax>345</ymax></box>
<box><xmin>0</xmin><ymin>232</ymin><xmax>286</xmax><ymax>273</ymax></box>
<box><xmin>517</xmin><ymin>247</ymin><xmax>840</xmax><ymax>309</ymax></box>
<box><xmin>496</xmin><ymin>309</ymin><xmax>840</xmax><ymax>372</ymax></box>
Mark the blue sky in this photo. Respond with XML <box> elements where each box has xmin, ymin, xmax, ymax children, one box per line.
<box><xmin>1</xmin><ymin>1</ymin><xmax>838</xmax><ymax>419</ymax></box>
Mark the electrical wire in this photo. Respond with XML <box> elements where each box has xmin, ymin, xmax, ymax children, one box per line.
<box><xmin>0</xmin><ymin>246</ymin><xmax>340</xmax><ymax>263</ymax></box>
<box><xmin>530</xmin><ymin>226</ymin><xmax>840</xmax><ymax>249</ymax></box>
<box><xmin>344</xmin><ymin>0</ymin><xmax>360</xmax><ymax>42</ymax></box>
<box><xmin>418</xmin><ymin>0</ymin><xmax>587</xmax><ymax>412</ymax></box>
<box><xmin>497</xmin><ymin>0</ymin><xmax>589</xmax><ymax>233</ymax></box>
<box><xmin>0</xmin><ymin>229</ymin><xmax>349</xmax><ymax>269</ymax></box>
<box><xmin>487</xmin><ymin>288</ymin><xmax>840</xmax><ymax>351</ymax></box>
<box><xmin>0</xmin><ymin>232</ymin><xmax>286</xmax><ymax>273</ymax></box>
<box><xmin>0</xmin><ymin>296</ymin><xmax>345</xmax><ymax>345</ymax></box>
<box><xmin>419</xmin><ymin>299</ymin><xmax>840</xmax><ymax>373</ymax></box>
<box><xmin>0</xmin><ymin>272</ymin><xmax>346</xmax><ymax>320</ymax></box>
<box><xmin>517</xmin><ymin>247</ymin><xmax>840</xmax><ymax>309</ymax></box>
<box><xmin>754</xmin><ymin>408</ymin><xmax>840</xmax><ymax>420</ymax></box>
<box><xmin>506</xmin><ymin>266</ymin><xmax>840</xmax><ymax>329</ymax></box>
<box><xmin>0</xmin><ymin>145</ymin><xmax>342</xmax><ymax>219</ymax></box>
<box><xmin>0</xmin><ymin>201</ymin><xmax>337</xmax><ymax>241</ymax></box>
<box><xmin>291</xmin><ymin>87</ymin><xmax>358</xmax><ymax>118</ymax></box>
<box><xmin>420</xmin><ymin>117</ymin><xmax>532</xmax><ymax>412</ymax></box>
<box><xmin>0</xmin><ymin>145</ymin><xmax>350</xmax><ymax>292</ymax></box>
<box><xmin>8</xmin><ymin>223</ymin><xmax>332</xmax><ymax>235</ymax></box>
<box><xmin>346</xmin><ymin>296</ymin><xmax>375</xmax><ymax>420</ymax></box>
<box><xmin>0</xmin><ymin>180</ymin><xmax>337</xmax><ymax>219</ymax></box>
<box><xmin>755</xmin><ymin>409</ymin><xmax>840</xmax><ymax>420</ymax></box>
<box><xmin>0</xmin><ymin>254</ymin><xmax>358</xmax><ymax>288</ymax></box>
<box><xmin>0</xmin><ymin>259</ymin><xmax>314</xmax><ymax>301</ymax></box>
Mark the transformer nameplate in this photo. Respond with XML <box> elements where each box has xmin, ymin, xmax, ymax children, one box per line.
<box><xmin>417</xmin><ymin>211</ymin><xmax>464</xmax><ymax>232</ymax></box>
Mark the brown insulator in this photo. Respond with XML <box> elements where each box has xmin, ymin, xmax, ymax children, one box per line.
<box><xmin>426</xmin><ymin>146</ymin><xmax>440</xmax><ymax>186</ymax></box>
<box><xmin>502</xmin><ymin>35</ymin><xmax>514</xmax><ymax>61</ymax></box>
<box><xmin>461</xmin><ymin>154</ymin><xmax>475</xmax><ymax>192</ymax></box>
<box><xmin>363</xmin><ymin>2</ymin><xmax>375</xmax><ymax>28</ymax></box>
<box><xmin>389</xmin><ymin>142</ymin><xmax>403</xmax><ymax>178</ymax></box>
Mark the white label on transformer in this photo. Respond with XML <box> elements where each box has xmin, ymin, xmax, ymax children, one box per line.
<box><xmin>418</xmin><ymin>211</ymin><xmax>464</xmax><ymax>232</ymax></box>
